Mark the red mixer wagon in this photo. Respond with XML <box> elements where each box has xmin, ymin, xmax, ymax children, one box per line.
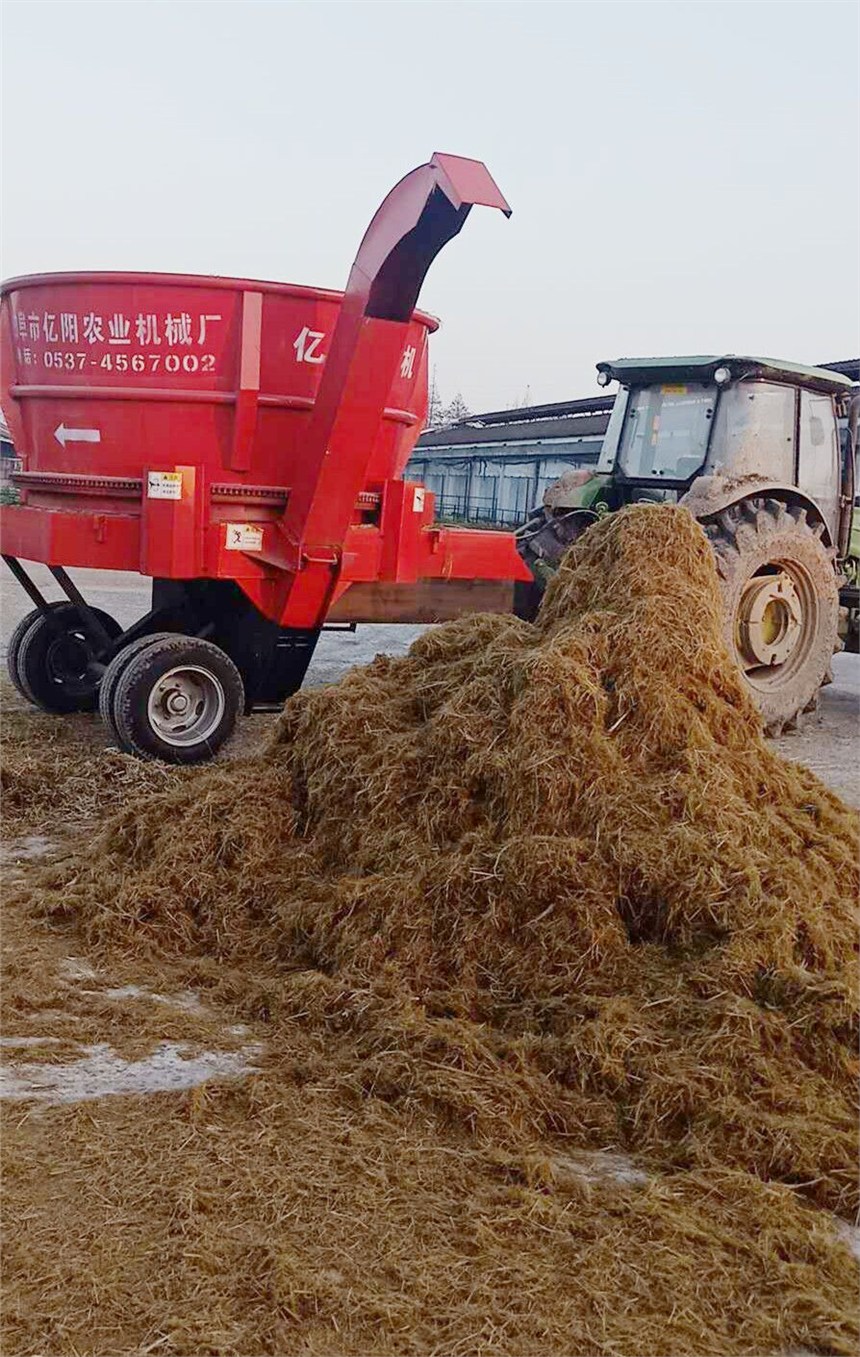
<box><xmin>0</xmin><ymin>153</ymin><xmax>531</xmax><ymax>762</ymax></box>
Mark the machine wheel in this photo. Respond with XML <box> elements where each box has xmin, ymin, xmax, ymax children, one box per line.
<box><xmin>6</xmin><ymin>604</ymin><xmax>67</xmax><ymax>697</ymax></box>
<box><xmin>15</xmin><ymin>604</ymin><xmax>122</xmax><ymax>713</ymax></box>
<box><xmin>705</xmin><ymin>498</ymin><xmax>839</xmax><ymax>735</ymax></box>
<box><xmin>98</xmin><ymin>632</ymin><xmax>177</xmax><ymax>742</ymax></box>
<box><xmin>107</xmin><ymin>634</ymin><xmax>244</xmax><ymax>764</ymax></box>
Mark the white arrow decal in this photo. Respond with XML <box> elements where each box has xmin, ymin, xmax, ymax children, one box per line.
<box><xmin>54</xmin><ymin>423</ymin><xmax>101</xmax><ymax>448</ymax></box>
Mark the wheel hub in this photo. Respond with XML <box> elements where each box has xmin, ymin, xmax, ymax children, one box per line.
<box><xmin>147</xmin><ymin>667</ymin><xmax>226</xmax><ymax>746</ymax></box>
<box><xmin>736</xmin><ymin>572</ymin><xmax>803</xmax><ymax>669</ymax></box>
<box><xmin>47</xmin><ymin>632</ymin><xmax>91</xmax><ymax>684</ymax></box>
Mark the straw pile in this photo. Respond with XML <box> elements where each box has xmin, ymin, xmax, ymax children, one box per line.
<box><xmin>7</xmin><ymin>503</ymin><xmax>859</xmax><ymax>1354</ymax></box>
<box><xmin>0</xmin><ymin>683</ymin><xmax>183</xmax><ymax>833</ymax></box>
<box><xmin>4</xmin><ymin>1067</ymin><xmax>858</xmax><ymax>1356</ymax></box>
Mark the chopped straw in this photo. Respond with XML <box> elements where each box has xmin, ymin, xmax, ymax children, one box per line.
<box><xmin>4</xmin><ymin>503</ymin><xmax>858</xmax><ymax>1355</ymax></box>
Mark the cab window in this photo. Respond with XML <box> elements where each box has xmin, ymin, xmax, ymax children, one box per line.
<box><xmin>707</xmin><ymin>382</ymin><xmax>795</xmax><ymax>480</ymax></box>
<box><xmin>618</xmin><ymin>383</ymin><xmax>716</xmax><ymax>480</ymax></box>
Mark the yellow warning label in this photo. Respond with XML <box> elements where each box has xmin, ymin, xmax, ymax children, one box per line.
<box><xmin>225</xmin><ymin>524</ymin><xmax>264</xmax><ymax>552</ymax></box>
<box><xmin>146</xmin><ymin>471</ymin><xmax>183</xmax><ymax>500</ymax></box>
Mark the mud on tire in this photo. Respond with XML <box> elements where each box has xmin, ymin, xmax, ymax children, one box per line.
<box><xmin>704</xmin><ymin>497</ymin><xmax>839</xmax><ymax>735</ymax></box>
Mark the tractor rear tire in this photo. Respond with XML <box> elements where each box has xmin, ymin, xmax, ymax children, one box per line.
<box><xmin>15</xmin><ymin>604</ymin><xmax>122</xmax><ymax>714</ymax></box>
<box><xmin>107</xmin><ymin>634</ymin><xmax>244</xmax><ymax>764</ymax></box>
<box><xmin>704</xmin><ymin>498</ymin><xmax>839</xmax><ymax>735</ymax></box>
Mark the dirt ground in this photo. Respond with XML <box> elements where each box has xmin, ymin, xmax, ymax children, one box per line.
<box><xmin>2</xmin><ymin>563</ymin><xmax>858</xmax><ymax>805</ymax></box>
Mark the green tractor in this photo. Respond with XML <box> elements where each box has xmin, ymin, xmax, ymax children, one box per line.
<box><xmin>517</xmin><ymin>356</ymin><xmax>859</xmax><ymax>734</ymax></box>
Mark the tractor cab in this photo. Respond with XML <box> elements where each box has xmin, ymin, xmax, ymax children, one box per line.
<box><xmin>594</xmin><ymin>355</ymin><xmax>854</xmax><ymax>548</ymax></box>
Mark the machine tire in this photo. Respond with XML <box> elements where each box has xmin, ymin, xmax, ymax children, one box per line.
<box><xmin>98</xmin><ymin>632</ymin><xmax>177</xmax><ymax>743</ymax></box>
<box><xmin>16</xmin><ymin>604</ymin><xmax>122</xmax><ymax>713</ymax></box>
<box><xmin>704</xmin><ymin>497</ymin><xmax>839</xmax><ymax>735</ymax></box>
<box><xmin>108</xmin><ymin>634</ymin><xmax>244</xmax><ymax>764</ymax></box>
<box><xmin>6</xmin><ymin>604</ymin><xmax>67</xmax><ymax>698</ymax></box>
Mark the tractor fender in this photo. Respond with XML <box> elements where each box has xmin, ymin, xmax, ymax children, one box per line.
<box><xmin>543</xmin><ymin>470</ymin><xmax>610</xmax><ymax>512</ymax></box>
<box><xmin>679</xmin><ymin>476</ymin><xmax>834</xmax><ymax>548</ymax></box>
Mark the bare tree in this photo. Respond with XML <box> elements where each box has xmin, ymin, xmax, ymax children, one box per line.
<box><xmin>427</xmin><ymin>369</ymin><xmax>444</xmax><ymax>429</ymax></box>
<box><xmin>441</xmin><ymin>392</ymin><xmax>471</xmax><ymax>426</ymax></box>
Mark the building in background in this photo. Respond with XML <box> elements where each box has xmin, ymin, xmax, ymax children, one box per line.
<box><xmin>406</xmin><ymin>396</ymin><xmax>613</xmax><ymax>528</ymax></box>
<box><xmin>0</xmin><ymin>417</ymin><xmax>20</xmax><ymax>490</ymax></box>
<box><xmin>1</xmin><ymin>416</ymin><xmax>14</xmax><ymax>461</ymax></box>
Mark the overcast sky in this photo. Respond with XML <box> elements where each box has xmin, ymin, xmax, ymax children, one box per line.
<box><xmin>2</xmin><ymin>0</ymin><xmax>857</xmax><ymax>412</ymax></box>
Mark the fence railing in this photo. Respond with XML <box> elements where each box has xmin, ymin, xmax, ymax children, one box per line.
<box><xmin>0</xmin><ymin>456</ymin><xmax>22</xmax><ymax>483</ymax></box>
<box><xmin>431</xmin><ymin>492</ymin><xmax>532</xmax><ymax>530</ymax></box>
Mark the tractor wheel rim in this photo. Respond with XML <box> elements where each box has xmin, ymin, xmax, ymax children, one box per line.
<box><xmin>147</xmin><ymin>666</ymin><xmax>225</xmax><ymax>746</ymax></box>
<box><xmin>733</xmin><ymin>561</ymin><xmax>818</xmax><ymax>690</ymax></box>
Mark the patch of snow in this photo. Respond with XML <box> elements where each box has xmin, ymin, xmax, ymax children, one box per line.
<box><xmin>0</xmin><ymin>834</ymin><xmax>55</xmax><ymax>864</ymax></box>
<box><xmin>0</xmin><ymin>1040</ymin><xmax>262</xmax><ymax>1103</ymax></box>
<box><xmin>58</xmin><ymin>964</ymin><xmax>209</xmax><ymax>1017</ymax></box>
<box><xmin>98</xmin><ymin>984</ymin><xmax>208</xmax><ymax>1015</ymax></box>
<box><xmin>835</xmin><ymin>1219</ymin><xmax>860</xmax><ymax>1261</ymax></box>
<box><xmin>0</xmin><ymin>1036</ymin><xmax>63</xmax><ymax>1049</ymax></box>
<box><xmin>550</xmin><ymin>1150</ymin><xmax>650</xmax><ymax>1188</ymax></box>
<box><xmin>101</xmin><ymin>985</ymin><xmax>150</xmax><ymax>1002</ymax></box>
<box><xmin>58</xmin><ymin>956</ymin><xmax>99</xmax><ymax>981</ymax></box>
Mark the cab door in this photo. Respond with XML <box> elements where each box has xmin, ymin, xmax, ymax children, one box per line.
<box><xmin>797</xmin><ymin>390</ymin><xmax>840</xmax><ymax>539</ymax></box>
